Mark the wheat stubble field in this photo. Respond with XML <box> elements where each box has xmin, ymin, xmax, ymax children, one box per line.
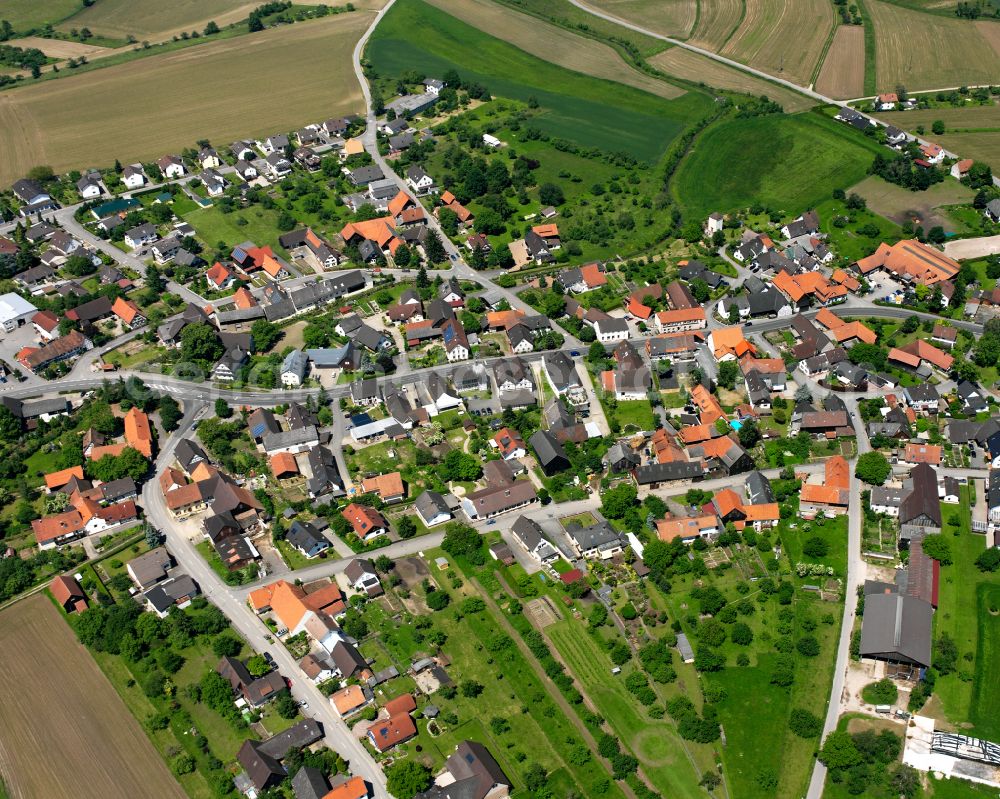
<box><xmin>0</xmin><ymin>594</ymin><xmax>187</xmax><ymax>799</ymax></box>
<box><xmin>0</xmin><ymin>11</ymin><xmax>373</xmax><ymax>185</ymax></box>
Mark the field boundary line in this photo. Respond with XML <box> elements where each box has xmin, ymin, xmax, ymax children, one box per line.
<box><xmin>718</xmin><ymin>0</ymin><xmax>747</xmax><ymax>51</ymax></box>
<box><xmin>855</xmin><ymin>0</ymin><xmax>877</xmax><ymax>94</ymax></box>
<box><xmin>810</xmin><ymin>17</ymin><xmax>842</xmax><ymax>87</ymax></box>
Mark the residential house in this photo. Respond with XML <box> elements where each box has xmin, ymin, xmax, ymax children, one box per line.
<box><xmin>799</xmin><ymin>456</ymin><xmax>850</xmax><ymax>517</ymax></box>
<box><xmin>286</xmin><ymin>520</ymin><xmax>331</xmax><ymax>559</ymax></box>
<box><xmin>345</xmin><ymin>558</ymin><xmax>383</xmax><ymax>597</ymax></box>
<box><xmin>510</xmin><ymin>516</ymin><xmax>560</xmax><ymax>564</ymax></box>
<box><xmin>341</xmin><ymin>503</ymin><xmax>388</xmax><ymax>541</ymax></box>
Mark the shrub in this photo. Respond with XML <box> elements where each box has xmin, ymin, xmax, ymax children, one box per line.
<box><xmin>803</xmin><ymin>536</ymin><xmax>829</xmax><ymax>558</ymax></box>
<box><xmin>862</xmin><ymin>678</ymin><xmax>898</xmax><ymax>705</ymax></box>
<box><xmin>620</xmin><ymin>603</ymin><xmax>638</xmax><ymax>620</ymax></box>
<box><xmin>789</xmin><ymin>708</ymin><xmax>823</xmax><ymax>738</ymax></box>
<box><xmin>797</xmin><ymin>636</ymin><xmax>821</xmax><ymax>657</ymax></box>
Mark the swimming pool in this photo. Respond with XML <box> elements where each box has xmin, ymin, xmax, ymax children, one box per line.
<box><xmin>730</xmin><ymin>419</ymin><xmax>743</xmax><ymax>431</ymax></box>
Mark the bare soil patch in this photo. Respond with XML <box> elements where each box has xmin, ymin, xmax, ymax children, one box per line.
<box><xmin>0</xmin><ymin>594</ymin><xmax>187</xmax><ymax>799</ymax></box>
<box><xmin>6</xmin><ymin>37</ymin><xmax>113</xmax><ymax>59</ymax></box>
<box><xmin>524</xmin><ymin>596</ymin><xmax>563</xmax><ymax>629</ymax></box>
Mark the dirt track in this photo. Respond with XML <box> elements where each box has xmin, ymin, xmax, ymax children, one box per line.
<box><xmin>0</xmin><ymin>594</ymin><xmax>187</xmax><ymax>799</ymax></box>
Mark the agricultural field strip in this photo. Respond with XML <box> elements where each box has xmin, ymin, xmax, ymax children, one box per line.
<box><xmin>424</xmin><ymin>0</ymin><xmax>686</xmax><ymax>100</ymax></box>
<box><xmin>814</xmin><ymin>26</ymin><xmax>865</xmax><ymax>100</ymax></box>
<box><xmin>585</xmin><ymin>0</ymin><xmax>697</xmax><ymax>38</ymax></box>
<box><xmin>688</xmin><ymin>0</ymin><xmax>745</xmax><ymax>50</ymax></box>
<box><xmin>0</xmin><ymin>595</ymin><xmax>187</xmax><ymax>799</ymax></box>
<box><xmin>867</xmin><ymin>0</ymin><xmax>1000</xmax><ymax>91</ymax></box>
<box><xmin>720</xmin><ymin>0</ymin><xmax>835</xmax><ymax>88</ymax></box>
<box><xmin>0</xmin><ymin>11</ymin><xmax>372</xmax><ymax>186</ymax></box>
<box><xmin>648</xmin><ymin>47</ymin><xmax>814</xmax><ymax>112</ymax></box>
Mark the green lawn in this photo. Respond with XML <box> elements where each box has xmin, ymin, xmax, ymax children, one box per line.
<box><xmin>927</xmin><ymin>774</ymin><xmax>1000</xmax><ymax>798</ymax></box>
<box><xmin>367</xmin><ymin>0</ymin><xmax>713</xmax><ymax>163</ymax></box>
<box><xmin>184</xmin><ymin>204</ymin><xmax>291</xmax><ymax>255</ymax></box>
<box><xmin>3</xmin><ymin>0</ymin><xmax>81</xmax><ymax>29</ymax></box>
<box><xmin>546</xmin><ymin>619</ymin><xmax>709</xmax><ymax>799</ymax></box>
<box><xmin>674</xmin><ymin>110</ymin><xmax>887</xmax><ymax>218</ymax></box>
<box><xmin>780</xmin><ymin>514</ymin><xmax>849</xmax><ymax>579</ymax></box>
<box><xmin>274</xmin><ymin>538</ymin><xmax>320</xmax><ymax>571</ymax></box>
<box><xmin>814</xmin><ymin>192</ymin><xmax>904</xmax><ymax>263</ymax></box>
<box><xmin>361</xmin><ymin>566</ymin><xmax>625</xmax><ymax>799</ymax></box>
<box><xmin>932</xmin><ymin>486</ymin><xmax>1000</xmax><ymax>738</ymax></box>
<box><xmin>606</xmin><ymin>400</ymin><xmax>657</xmax><ymax>432</ymax></box>
<box><xmin>969</xmin><ymin>582</ymin><xmax>1000</xmax><ymax>740</ymax></box>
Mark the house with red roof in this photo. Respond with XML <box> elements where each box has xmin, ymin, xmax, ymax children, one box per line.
<box><xmin>32</xmin><ymin>310</ymin><xmax>60</xmax><ymax>341</ymax></box>
<box><xmin>206</xmin><ymin>262</ymin><xmax>236</xmax><ymax>291</ymax></box>
<box><xmin>112</xmin><ymin>297</ymin><xmax>146</xmax><ymax>329</ymax></box>
<box><xmin>341</xmin><ymin>503</ymin><xmax>388</xmax><ymax>541</ymax></box>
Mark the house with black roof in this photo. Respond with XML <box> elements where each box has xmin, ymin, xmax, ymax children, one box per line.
<box><xmin>529</xmin><ymin>430</ymin><xmax>570</xmax><ymax>475</ymax></box>
<box><xmin>899</xmin><ymin>463</ymin><xmax>942</xmax><ymax>544</ymax></box>
<box><xmin>286</xmin><ymin>520</ymin><xmax>330</xmax><ymax>558</ymax></box>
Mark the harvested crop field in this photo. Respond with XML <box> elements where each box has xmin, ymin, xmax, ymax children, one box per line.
<box><xmin>586</xmin><ymin>0</ymin><xmax>697</xmax><ymax>38</ymax></box>
<box><xmin>850</xmin><ymin>174</ymin><xmax>974</xmax><ymax>233</ymax></box>
<box><xmin>423</xmin><ymin>0</ymin><xmax>685</xmax><ymax>100</ymax></box>
<box><xmin>0</xmin><ymin>594</ymin><xmax>187</xmax><ymax>799</ymax></box>
<box><xmin>814</xmin><ymin>25</ymin><xmax>865</xmax><ymax>99</ymax></box>
<box><xmin>649</xmin><ymin>47</ymin><xmax>815</xmax><ymax>111</ymax></box>
<box><xmin>56</xmin><ymin>0</ymin><xmax>261</xmax><ymax>41</ymax></box>
<box><xmin>0</xmin><ymin>12</ymin><xmax>371</xmax><ymax>186</ymax></box>
<box><xmin>688</xmin><ymin>0</ymin><xmax>744</xmax><ymax>50</ymax></box>
<box><xmin>720</xmin><ymin>0</ymin><xmax>834</xmax><ymax>85</ymax></box>
<box><xmin>5</xmin><ymin>37</ymin><xmax>115</xmax><ymax>59</ymax></box>
<box><xmin>868</xmin><ymin>0</ymin><xmax>1000</xmax><ymax>90</ymax></box>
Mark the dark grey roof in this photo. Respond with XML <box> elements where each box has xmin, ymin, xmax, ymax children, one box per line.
<box><xmin>286</xmin><ymin>521</ymin><xmax>329</xmax><ymax>554</ymax></box>
<box><xmin>568</xmin><ymin>520</ymin><xmax>624</xmax><ymax>552</ymax></box>
<box><xmin>257</xmin><ymin>719</ymin><xmax>324</xmax><ymax>759</ymax></box>
<box><xmin>528</xmin><ymin>430</ymin><xmax>568</xmax><ymax>469</ymax></box>
<box><xmin>511</xmin><ymin>516</ymin><xmax>545</xmax><ymax>550</ymax></box>
<box><xmin>307</xmin><ymin>446</ymin><xmax>342</xmax><ymax>496</ymax></box>
<box><xmin>330</xmin><ymin>640</ymin><xmax>367</xmax><ymax>678</ymax></box>
<box><xmin>415</xmin><ymin>490</ymin><xmax>450</xmax><ymax>520</ymax></box>
<box><xmin>905</xmin><ymin>384</ymin><xmax>939</xmax><ymax>404</ymax></box>
<box><xmin>744</xmin><ymin>471</ymin><xmax>774</xmax><ymax>504</ymax></box>
<box><xmin>898</xmin><ymin>463</ymin><xmax>941</xmax><ymax>528</ymax></box>
<box><xmin>543</xmin><ymin>351</ymin><xmax>579</xmax><ymax>391</ymax></box>
<box><xmin>292</xmin><ymin>766</ymin><xmax>330</xmax><ymax>799</ymax></box>
<box><xmin>859</xmin><ymin>593</ymin><xmax>933</xmax><ymax>667</ymax></box>
<box><xmin>634</xmin><ymin>462</ymin><xmax>703</xmax><ymax>484</ymax></box>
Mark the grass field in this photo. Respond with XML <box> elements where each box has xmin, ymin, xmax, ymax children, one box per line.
<box><xmin>932</xmin><ymin>487</ymin><xmax>1000</xmax><ymax>740</ymax></box>
<box><xmin>0</xmin><ymin>11</ymin><xmax>371</xmax><ymax>186</ymax></box>
<box><xmin>688</xmin><ymin>0</ymin><xmax>745</xmax><ymax>50</ymax></box>
<box><xmin>814</xmin><ymin>25</ymin><xmax>865</xmax><ymax>99</ymax></box>
<box><xmin>867</xmin><ymin>0</ymin><xmax>1000</xmax><ymax>90</ymax></box>
<box><xmin>1</xmin><ymin>0</ymin><xmax>82</xmax><ymax>31</ymax></box>
<box><xmin>184</xmin><ymin>204</ymin><xmax>291</xmax><ymax>255</ymax></box>
<box><xmin>421</xmin><ymin>0</ymin><xmax>685</xmax><ymax>100</ymax></box>
<box><xmin>56</xmin><ymin>0</ymin><xmax>260</xmax><ymax>41</ymax></box>
<box><xmin>367</xmin><ymin>0</ymin><xmax>712</xmax><ymax>164</ymax></box>
<box><xmin>586</xmin><ymin>0</ymin><xmax>697</xmax><ymax>37</ymax></box>
<box><xmin>0</xmin><ymin>595</ymin><xmax>187</xmax><ymax>799</ymax></box>
<box><xmin>546</xmin><ymin>619</ymin><xmax>709</xmax><ymax>799</ymax></box>
<box><xmin>970</xmin><ymin>583</ymin><xmax>1000</xmax><ymax>740</ymax></box>
<box><xmin>649</xmin><ymin>47</ymin><xmax>816</xmax><ymax>112</ymax></box>
<box><xmin>849</xmin><ymin>174</ymin><xmax>975</xmax><ymax>233</ymax></box>
<box><xmin>673</xmin><ymin>111</ymin><xmax>885</xmax><ymax>218</ymax></box>
<box><xmin>937</xmin><ymin>131</ymin><xmax>1000</xmax><ymax>173</ymax></box>
<box><xmin>880</xmin><ymin>104</ymin><xmax>1000</xmax><ymax>133</ymax></box>
<box><xmin>720</xmin><ymin>0</ymin><xmax>834</xmax><ymax>86</ymax></box>
<box><xmin>605</xmin><ymin>399</ymin><xmax>656</xmax><ymax>431</ymax></box>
